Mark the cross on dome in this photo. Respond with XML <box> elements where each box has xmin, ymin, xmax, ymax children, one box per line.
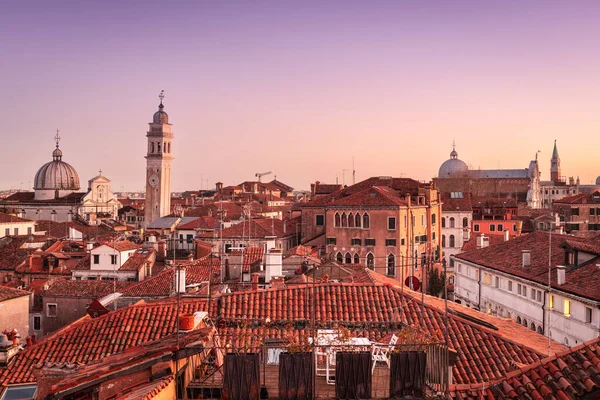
<box><xmin>54</xmin><ymin>129</ymin><xmax>61</xmax><ymax>148</ymax></box>
<box><xmin>158</xmin><ymin>90</ymin><xmax>165</xmax><ymax>108</ymax></box>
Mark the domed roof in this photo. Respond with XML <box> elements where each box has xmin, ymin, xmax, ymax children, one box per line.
<box><xmin>596</xmin><ymin>176</ymin><xmax>600</xmax><ymax>185</ymax></box>
<box><xmin>438</xmin><ymin>144</ymin><xmax>469</xmax><ymax>178</ymax></box>
<box><xmin>34</xmin><ymin>139</ymin><xmax>80</xmax><ymax>191</ymax></box>
<box><xmin>153</xmin><ymin>103</ymin><xmax>169</xmax><ymax>124</ymax></box>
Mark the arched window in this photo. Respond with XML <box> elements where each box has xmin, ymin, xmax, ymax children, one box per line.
<box><xmin>442</xmin><ymin>235</ymin><xmax>446</xmax><ymax>248</ymax></box>
<box><xmin>431</xmin><ymin>214</ymin><xmax>436</xmax><ymax>225</ymax></box>
<box><xmin>336</xmin><ymin>252</ymin><xmax>343</xmax><ymax>263</ymax></box>
<box><xmin>449</xmin><ymin>217</ymin><xmax>455</xmax><ymax>228</ymax></box>
<box><xmin>355</xmin><ymin>213</ymin><xmax>361</xmax><ymax>228</ymax></box>
<box><xmin>334</xmin><ymin>213</ymin><xmax>340</xmax><ymax>227</ymax></box>
<box><xmin>441</xmin><ymin>217</ymin><xmax>446</xmax><ymax>228</ymax></box>
<box><xmin>341</xmin><ymin>213</ymin><xmax>348</xmax><ymax>227</ymax></box>
<box><xmin>387</xmin><ymin>254</ymin><xmax>395</xmax><ymax>276</ymax></box>
<box><xmin>157</xmin><ymin>142</ymin><xmax>161</xmax><ymax>153</ymax></box>
<box><xmin>168</xmin><ymin>142</ymin><xmax>171</xmax><ymax>153</ymax></box>
<box><xmin>345</xmin><ymin>253</ymin><xmax>352</xmax><ymax>264</ymax></box>
<box><xmin>531</xmin><ymin>323</ymin><xmax>536</xmax><ymax>332</ymax></box>
<box><xmin>354</xmin><ymin>254</ymin><xmax>360</xmax><ymax>264</ymax></box>
<box><xmin>363</xmin><ymin>213</ymin><xmax>370</xmax><ymax>229</ymax></box>
<box><xmin>463</xmin><ymin>217</ymin><xmax>469</xmax><ymax>228</ymax></box>
<box><xmin>366</xmin><ymin>253</ymin><xmax>374</xmax><ymax>270</ymax></box>
<box><xmin>537</xmin><ymin>326</ymin><xmax>543</xmax><ymax>334</ymax></box>
<box><xmin>151</xmin><ymin>142</ymin><xmax>155</xmax><ymax>153</ymax></box>
<box><xmin>522</xmin><ymin>319</ymin><xmax>528</xmax><ymax>328</ymax></box>
<box><xmin>516</xmin><ymin>316</ymin><xmax>521</xmax><ymax>324</ymax></box>
<box><xmin>449</xmin><ymin>235</ymin><xmax>455</xmax><ymax>248</ymax></box>
<box><xmin>348</xmin><ymin>213</ymin><xmax>354</xmax><ymax>227</ymax></box>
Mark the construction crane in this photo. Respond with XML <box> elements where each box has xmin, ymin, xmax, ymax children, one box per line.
<box><xmin>255</xmin><ymin>171</ymin><xmax>272</xmax><ymax>182</ymax></box>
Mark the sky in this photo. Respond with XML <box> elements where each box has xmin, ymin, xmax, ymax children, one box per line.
<box><xmin>1</xmin><ymin>0</ymin><xmax>599</xmax><ymax>192</ymax></box>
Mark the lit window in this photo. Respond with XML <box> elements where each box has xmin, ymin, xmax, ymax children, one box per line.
<box><xmin>549</xmin><ymin>294</ymin><xmax>554</xmax><ymax>309</ymax></box>
<box><xmin>564</xmin><ymin>299</ymin><xmax>571</xmax><ymax>317</ymax></box>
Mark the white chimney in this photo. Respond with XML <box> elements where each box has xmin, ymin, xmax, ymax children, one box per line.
<box><xmin>86</xmin><ymin>242</ymin><xmax>94</xmax><ymax>252</ymax></box>
<box><xmin>174</xmin><ymin>267</ymin><xmax>186</xmax><ymax>293</ymax></box>
<box><xmin>265</xmin><ymin>248</ymin><xmax>283</xmax><ymax>283</ymax></box>
<box><xmin>476</xmin><ymin>234</ymin><xmax>489</xmax><ymax>249</ymax></box>
<box><xmin>522</xmin><ymin>250</ymin><xmax>531</xmax><ymax>268</ymax></box>
<box><xmin>557</xmin><ymin>265</ymin><xmax>566</xmax><ymax>285</ymax></box>
<box><xmin>503</xmin><ymin>229</ymin><xmax>509</xmax><ymax>242</ymax></box>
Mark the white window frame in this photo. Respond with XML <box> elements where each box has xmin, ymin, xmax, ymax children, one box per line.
<box><xmin>46</xmin><ymin>303</ymin><xmax>58</xmax><ymax>318</ymax></box>
<box><xmin>387</xmin><ymin>217</ymin><xmax>397</xmax><ymax>231</ymax></box>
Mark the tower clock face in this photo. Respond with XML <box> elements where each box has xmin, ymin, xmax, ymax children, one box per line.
<box><xmin>148</xmin><ymin>175</ymin><xmax>159</xmax><ymax>187</ymax></box>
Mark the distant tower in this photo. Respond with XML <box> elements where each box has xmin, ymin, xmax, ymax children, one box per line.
<box><xmin>144</xmin><ymin>91</ymin><xmax>173</xmax><ymax>226</ymax></box>
<box><xmin>550</xmin><ymin>140</ymin><xmax>561</xmax><ymax>183</ymax></box>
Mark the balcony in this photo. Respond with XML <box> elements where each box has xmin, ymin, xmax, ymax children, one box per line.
<box><xmin>185</xmin><ymin>341</ymin><xmax>449</xmax><ymax>399</ymax></box>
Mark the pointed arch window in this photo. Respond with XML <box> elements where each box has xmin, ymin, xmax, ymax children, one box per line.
<box><xmin>363</xmin><ymin>213</ymin><xmax>370</xmax><ymax>229</ymax></box>
<box><xmin>355</xmin><ymin>213</ymin><xmax>361</xmax><ymax>228</ymax></box>
<box><xmin>449</xmin><ymin>235</ymin><xmax>455</xmax><ymax>248</ymax></box>
<box><xmin>353</xmin><ymin>254</ymin><xmax>360</xmax><ymax>264</ymax></box>
<box><xmin>387</xmin><ymin>254</ymin><xmax>396</xmax><ymax>276</ymax></box>
<box><xmin>516</xmin><ymin>316</ymin><xmax>521</xmax><ymax>324</ymax></box>
<box><xmin>341</xmin><ymin>212</ymin><xmax>348</xmax><ymax>227</ymax></box>
<box><xmin>366</xmin><ymin>253</ymin><xmax>375</xmax><ymax>270</ymax></box>
<box><xmin>348</xmin><ymin>213</ymin><xmax>354</xmax><ymax>227</ymax></box>
<box><xmin>336</xmin><ymin>252</ymin><xmax>343</xmax><ymax>263</ymax></box>
<box><xmin>334</xmin><ymin>212</ymin><xmax>341</xmax><ymax>227</ymax></box>
<box><xmin>449</xmin><ymin>217</ymin><xmax>455</xmax><ymax>228</ymax></box>
<box><xmin>345</xmin><ymin>253</ymin><xmax>352</xmax><ymax>264</ymax></box>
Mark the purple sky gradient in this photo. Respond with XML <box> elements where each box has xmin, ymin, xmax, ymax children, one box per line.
<box><xmin>2</xmin><ymin>1</ymin><xmax>599</xmax><ymax>192</ymax></box>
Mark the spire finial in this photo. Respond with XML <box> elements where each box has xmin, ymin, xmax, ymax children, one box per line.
<box><xmin>452</xmin><ymin>140</ymin><xmax>456</xmax><ymax>152</ymax></box>
<box><xmin>158</xmin><ymin>90</ymin><xmax>165</xmax><ymax>108</ymax></box>
<box><xmin>54</xmin><ymin>129</ymin><xmax>61</xmax><ymax>148</ymax></box>
<box><xmin>99</xmin><ymin>168</ymin><xmax>102</xmax><ymax>176</ymax></box>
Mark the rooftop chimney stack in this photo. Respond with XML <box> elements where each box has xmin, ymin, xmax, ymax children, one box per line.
<box><xmin>174</xmin><ymin>267</ymin><xmax>186</xmax><ymax>294</ymax></box>
<box><xmin>503</xmin><ymin>229</ymin><xmax>509</xmax><ymax>242</ymax></box>
<box><xmin>557</xmin><ymin>265</ymin><xmax>566</xmax><ymax>285</ymax></box>
<box><xmin>265</xmin><ymin>247</ymin><xmax>283</xmax><ymax>283</ymax></box>
<box><xmin>522</xmin><ymin>250</ymin><xmax>531</xmax><ymax>268</ymax></box>
<box><xmin>476</xmin><ymin>234</ymin><xmax>489</xmax><ymax>249</ymax></box>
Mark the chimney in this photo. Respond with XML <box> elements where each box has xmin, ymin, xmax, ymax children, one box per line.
<box><xmin>270</xmin><ymin>275</ymin><xmax>286</xmax><ymax>290</ymax></box>
<box><xmin>283</xmin><ymin>222</ymin><xmax>287</xmax><ymax>234</ymax></box>
<box><xmin>157</xmin><ymin>240</ymin><xmax>166</xmax><ymax>261</ymax></box>
<box><xmin>0</xmin><ymin>334</ymin><xmax>19</xmax><ymax>367</ymax></box>
<box><xmin>503</xmin><ymin>229</ymin><xmax>509</xmax><ymax>242</ymax></box>
<box><xmin>187</xmin><ymin>252</ymin><xmax>194</xmax><ymax>262</ymax></box>
<box><xmin>476</xmin><ymin>234</ymin><xmax>489</xmax><ymax>249</ymax></box>
<box><xmin>557</xmin><ymin>265</ymin><xmax>566</xmax><ymax>285</ymax></box>
<box><xmin>174</xmin><ymin>267</ymin><xmax>186</xmax><ymax>294</ymax></box>
<box><xmin>251</xmin><ymin>273</ymin><xmax>259</xmax><ymax>291</ymax></box>
<box><xmin>86</xmin><ymin>242</ymin><xmax>94</xmax><ymax>252</ymax></box>
<box><xmin>522</xmin><ymin>250</ymin><xmax>531</xmax><ymax>268</ymax></box>
<box><xmin>265</xmin><ymin>247</ymin><xmax>283</xmax><ymax>283</ymax></box>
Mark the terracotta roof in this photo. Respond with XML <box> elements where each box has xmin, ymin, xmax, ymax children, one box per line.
<box><xmin>554</xmin><ymin>191</ymin><xmax>600</xmax><ymax>204</ymax></box>
<box><xmin>121</xmin><ymin>259</ymin><xmax>221</xmax><ymax>297</ymax></box>
<box><xmin>0</xmin><ymin>298</ymin><xmax>214</xmax><ymax>385</ymax></box>
<box><xmin>0</xmin><ymin>191</ymin><xmax>86</xmax><ymax>204</ymax></box>
<box><xmin>228</xmin><ymin>246</ymin><xmax>264</xmax><ymax>272</ymax></box>
<box><xmin>103</xmin><ymin>240</ymin><xmax>140</xmax><ymax>252</ymax></box>
<box><xmin>268</xmin><ymin>179</ymin><xmax>294</xmax><ymax>193</ymax></box>
<box><xmin>119</xmin><ymin>249</ymin><xmax>154</xmax><ymax>272</ymax></box>
<box><xmin>456</xmin><ymin>231</ymin><xmax>600</xmax><ymax>301</ymax></box>
<box><xmin>116</xmin><ymin>375</ymin><xmax>174</xmax><ymax>400</ymax></box>
<box><xmin>460</xmin><ymin>235</ymin><xmax>506</xmax><ymax>252</ymax></box>
<box><xmin>314</xmin><ymin>183</ymin><xmax>342</xmax><ymax>195</ymax></box>
<box><xmin>42</xmin><ymin>279</ymin><xmax>132</xmax><ymax>297</ymax></box>
<box><xmin>441</xmin><ymin>193</ymin><xmax>473</xmax><ymax>212</ymax></box>
<box><xmin>450</xmin><ymin>336</ymin><xmax>600</xmax><ymax>399</ymax></box>
<box><xmin>328</xmin><ymin>186</ymin><xmax>407</xmax><ymax>207</ymax></box>
<box><xmin>216</xmin><ymin>281</ymin><xmax>562</xmax><ymax>384</ymax></box>
<box><xmin>0</xmin><ymin>286</ymin><xmax>30</xmax><ymax>302</ymax></box>
<box><xmin>0</xmin><ymin>212</ymin><xmax>32</xmax><ymax>224</ymax></box>
<box><xmin>198</xmin><ymin>218</ymin><xmax>295</xmax><ymax>240</ymax></box>
<box><xmin>176</xmin><ymin>216</ymin><xmax>220</xmax><ymax>230</ymax></box>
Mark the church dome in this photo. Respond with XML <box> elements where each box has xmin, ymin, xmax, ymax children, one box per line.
<box><xmin>153</xmin><ymin>103</ymin><xmax>169</xmax><ymax>124</ymax></box>
<box><xmin>34</xmin><ymin>140</ymin><xmax>80</xmax><ymax>191</ymax></box>
<box><xmin>596</xmin><ymin>176</ymin><xmax>600</xmax><ymax>185</ymax></box>
<box><xmin>438</xmin><ymin>145</ymin><xmax>469</xmax><ymax>178</ymax></box>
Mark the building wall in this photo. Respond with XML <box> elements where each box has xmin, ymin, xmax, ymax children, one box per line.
<box><xmin>300</xmin><ymin>207</ymin><xmax>326</xmax><ymax>242</ymax></box>
<box><xmin>0</xmin><ymin>294</ymin><xmax>30</xmax><ymax>344</ymax></box>
<box><xmin>471</xmin><ymin>220</ymin><xmax>522</xmax><ymax>237</ymax></box>
<box><xmin>555</xmin><ymin>202</ymin><xmax>600</xmax><ymax>233</ymax></box>
<box><xmin>454</xmin><ymin>259</ymin><xmax>600</xmax><ymax>348</ymax></box>
<box><xmin>90</xmin><ymin>246</ymin><xmax>135</xmax><ymax>271</ymax></box>
<box><xmin>0</xmin><ymin>220</ymin><xmax>36</xmax><ymax>238</ymax></box>
<box><xmin>13</xmin><ymin>204</ymin><xmax>79</xmax><ymax>224</ymax></box>
<box><xmin>41</xmin><ymin>296</ymin><xmax>94</xmax><ymax>337</ymax></box>
<box><xmin>441</xmin><ymin>210</ymin><xmax>472</xmax><ymax>278</ymax></box>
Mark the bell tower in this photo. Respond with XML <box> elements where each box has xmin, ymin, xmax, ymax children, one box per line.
<box><xmin>144</xmin><ymin>91</ymin><xmax>173</xmax><ymax>226</ymax></box>
<box><xmin>550</xmin><ymin>140</ymin><xmax>561</xmax><ymax>183</ymax></box>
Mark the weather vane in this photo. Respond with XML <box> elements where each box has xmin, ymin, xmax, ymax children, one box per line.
<box><xmin>159</xmin><ymin>90</ymin><xmax>165</xmax><ymax>105</ymax></box>
<box><xmin>54</xmin><ymin>129</ymin><xmax>61</xmax><ymax>148</ymax></box>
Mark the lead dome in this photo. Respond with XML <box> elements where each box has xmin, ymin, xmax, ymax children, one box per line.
<box><xmin>438</xmin><ymin>145</ymin><xmax>469</xmax><ymax>178</ymax></box>
<box><xmin>153</xmin><ymin>103</ymin><xmax>169</xmax><ymax>124</ymax></box>
<box><xmin>33</xmin><ymin>135</ymin><xmax>80</xmax><ymax>200</ymax></box>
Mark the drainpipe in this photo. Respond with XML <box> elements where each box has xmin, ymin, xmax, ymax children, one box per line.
<box><xmin>477</xmin><ymin>268</ymin><xmax>482</xmax><ymax>311</ymax></box>
<box><xmin>542</xmin><ymin>288</ymin><xmax>547</xmax><ymax>338</ymax></box>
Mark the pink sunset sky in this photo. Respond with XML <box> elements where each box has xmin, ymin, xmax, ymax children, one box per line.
<box><xmin>1</xmin><ymin>1</ymin><xmax>599</xmax><ymax>192</ymax></box>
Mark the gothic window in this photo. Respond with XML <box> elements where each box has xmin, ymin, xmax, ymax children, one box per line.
<box><xmin>363</xmin><ymin>213</ymin><xmax>370</xmax><ymax>229</ymax></box>
<box><xmin>336</xmin><ymin>252</ymin><xmax>343</xmax><ymax>263</ymax></box>
<box><xmin>355</xmin><ymin>213</ymin><xmax>361</xmax><ymax>228</ymax></box>
<box><xmin>441</xmin><ymin>217</ymin><xmax>446</xmax><ymax>228</ymax></box>
<box><xmin>345</xmin><ymin>253</ymin><xmax>352</xmax><ymax>264</ymax></box>
<box><xmin>348</xmin><ymin>213</ymin><xmax>354</xmax><ymax>227</ymax></box>
<box><xmin>516</xmin><ymin>316</ymin><xmax>521</xmax><ymax>324</ymax></box>
<box><xmin>537</xmin><ymin>326</ymin><xmax>543</xmax><ymax>334</ymax></box>
<box><xmin>531</xmin><ymin>323</ymin><xmax>536</xmax><ymax>332</ymax></box>
<box><xmin>366</xmin><ymin>253</ymin><xmax>374</xmax><ymax>270</ymax></box>
<box><xmin>449</xmin><ymin>235</ymin><xmax>455</xmax><ymax>248</ymax></box>
<box><xmin>354</xmin><ymin>254</ymin><xmax>360</xmax><ymax>264</ymax></box>
<box><xmin>463</xmin><ymin>217</ymin><xmax>469</xmax><ymax>227</ymax></box>
<box><xmin>387</xmin><ymin>254</ymin><xmax>395</xmax><ymax>276</ymax></box>
<box><xmin>341</xmin><ymin>213</ymin><xmax>348</xmax><ymax>227</ymax></box>
<box><xmin>442</xmin><ymin>235</ymin><xmax>446</xmax><ymax>248</ymax></box>
<box><xmin>522</xmin><ymin>319</ymin><xmax>528</xmax><ymax>328</ymax></box>
<box><xmin>334</xmin><ymin>212</ymin><xmax>340</xmax><ymax>227</ymax></box>
<box><xmin>449</xmin><ymin>217</ymin><xmax>455</xmax><ymax>228</ymax></box>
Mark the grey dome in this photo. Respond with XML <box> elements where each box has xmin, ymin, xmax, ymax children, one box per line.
<box><xmin>438</xmin><ymin>146</ymin><xmax>468</xmax><ymax>178</ymax></box>
<box><xmin>153</xmin><ymin>103</ymin><xmax>169</xmax><ymax>124</ymax></box>
<box><xmin>596</xmin><ymin>176</ymin><xmax>600</xmax><ymax>185</ymax></box>
<box><xmin>34</xmin><ymin>146</ymin><xmax>80</xmax><ymax>190</ymax></box>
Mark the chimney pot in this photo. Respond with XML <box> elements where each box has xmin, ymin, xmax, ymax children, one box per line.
<box><xmin>557</xmin><ymin>265</ymin><xmax>566</xmax><ymax>285</ymax></box>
